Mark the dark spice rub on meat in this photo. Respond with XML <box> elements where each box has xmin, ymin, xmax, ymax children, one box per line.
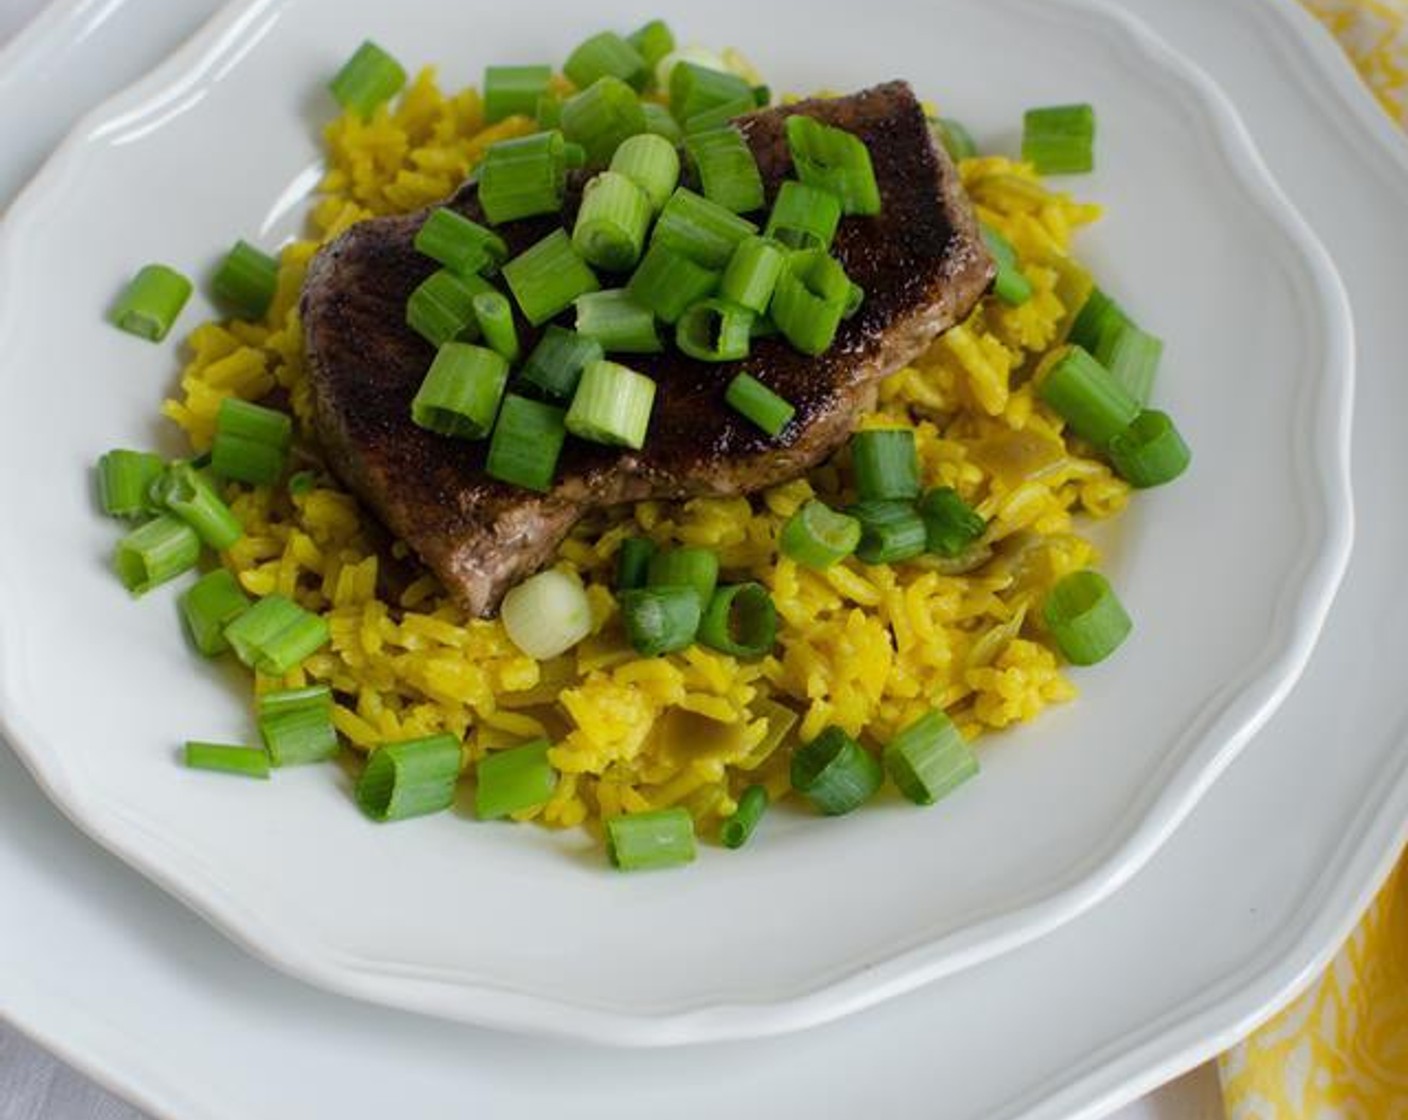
<box><xmin>301</xmin><ymin>81</ymin><xmax>995</xmax><ymax>617</ymax></box>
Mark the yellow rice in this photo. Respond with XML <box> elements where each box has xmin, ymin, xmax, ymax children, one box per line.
<box><xmin>162</xmin><ymin>68</ymin><xmax>1128</xmax><ymax>837</ymax></box>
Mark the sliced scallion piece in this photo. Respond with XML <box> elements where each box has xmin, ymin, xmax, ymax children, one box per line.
<box><xmin>573</xmin><ymin>171</ymin><xmax>652</xmax><ymax>271</ymax></box>
<box><xmin>1067</xmin><ymin>286</ymin><xmax>1127</xmax><ymax>353</ymax></box>
<box><xmin>356</xmin><ymin>734</ymin><xmax>462</xmax><ymax>823</ymax></box>
<box><xmin>210</xmin><ymin>398</ymin><xmax>292</xmax><ymax>486</ymax></box>
<box><xmin>478</xmin><ymin>131</ymin><xmax>568</xmax><ymax>225</ymax></box>
<box><xmin>769</xmin><ymin>248</ymin><xmax>850</xmax><ymax>356</ymax></box>
<box><xmin>616</xmin><ymin>536</ymin><xmax>656</xmax><ymax>591</ymax></box>
<box><xmin>682</xmin><ymin>96</ymin><xmax>756</xmax><ymax>136</ymax></box>
<box><xmin>97</xmin><ymin>449</ymin><xmax>164</xmax><ymax>519</ymax></box>
<box><xmin>475</xmin><ymin>739</ymin><xmax>558</xmax><ymax>819</ymax></box>
<box><xmin>669</xmin><ymin>61</ymin><xmax>753</xmax><ymax>120</ymax></box>
<box><xmin>1107</xmin><ymin>409</ymin><xmax>1191</xmax><ymax>488</ymax></box>
<box><xmin>1094</xmin><ymin>317</ymin><xmax>1163</xmax><ymax>407</ymax></box>
<box><xmin>1036</xmin><ymin>345</ymin><xmax>1140</xmax><ymax>447</ymax></box>
<box><xmin>606</xmin><ymin>807</ymin><xmax>696</xmax><ymax>871</ymax></box>
<box><xmin>565</xmin><ymin>359</ymin><xmax>655</xmax><ymax>448</ymax></box>
<box><xmin>485</xmin><ymin>394</ymin><xmax>567</xmax><ymax>493</ymax></box>
<box><xmin>406</xmin><ymin>268</ymin><xmax>487</xmax><ymax>348</ymax></box>
<box><xmin>641</xmin><ymin>102</ymin><xmax>684</xmax><ymax>145</ymax></box>
<box><xmin>790</xmin><ymin>727</ymin><xmax>883</xmax><ymax>815</ymax></box>
<box><xmin>501</xmin><ymin>570</ymin><xmax>592</xmax><ymax>659</ymax></box>
<box><xmin>610</xmin><ymin>133</ymin><xmax>681</xmax><ymax>212</ymax></box>
<box><xmin>536</xmin><ymin>93</ymin><xmax>563</xmax><ymax>130</ymax></box>
<box><xmin>619</xmin><ymin>586</ymin><xmax>702</xmax><ymax>656</ymax></box>
<box><xmin>564</xmin><ymin>31</ymin><xmax>648</xmax><ymax>92</ymax></box>
<box><xmin>698</xmin><ymin>582</ymin><xmax>777</xmax><ymax>659</ymax></box>
<box><xmin>676</xmin><ymin>298</ymin><xmax>753</xmax><ymax>362</ymax></box>
<box><xmin>560</xmin><ymin>76</ymin><xmax>648</xmax><ymax>166</ymax></box>
<box><xmin>648</xmin><ymin>546</ymin><xmax>720</xmax><ymax>608</ymax></box>
<box><xmin>843</xmin><ymin>281</ymin><xmax>865</xmax><ymax>319</ymax></box>
<box><xmin>515</xmin><ymin>325</ymin><xmax>603</xmax><ymax>402</ymax></box>
<box><xmin>151</xmin><ymin>461</ymin><xmax>243</xmax><ymax>550</ymax></box>
<box><xmin>411</xmin><ymin>342</ymin><xmax>509</xmax><ymax>438</ymax></box>
<box><xmin>882</xmin><ymin>710</ymin><xmax>978</xmax><ymax>805</ymax></box>
<box><xmin>786</xmin><ymin>114</ymin><xmax>881</xmax><ymax>216</ymax></box>
<box><xmin>626</xmin><ymin>20</ymin><xmax>676</xmax><ymax>74</ymax></box>
<box><xmin>223</xmin><ymin>593</ymin><xmax>330</xmax><ymax>675</ymax></box>
<box><xmin>653</xmin><ymin>186</ymin><xmax>758</xmax><ymax>269</ymax></box>
<box><xmin>980</xmin><ymin>224</ymin><xmax>1033</xmax><ymax>306</ymax></box>
<box><xmin>1043</xmin><ymin>569</ymin><xmax>1131</xmax><ymax>665</ymax></box>
<box><xmin>471</xmin><ymin>290</ymin><xmax>520</xmax><ymax>363</ymax></box>
<box><xmin>180</xmin><ymin>569</ymin><xmax>251</xmax><ymax>656</ymax></box>
<box><xmin>502</xmin><ymin>229</ymin><xmax>601</xmax><ymax>326</ymax></box>
<box><xmin>780</xmin><ymin>500</ymin><xmax>861</xmax><ymax>569</ymax></box>
<box><xmin>685</xmin><ymin>126</ymin><xmax>765</xmax><ymax>214</ymax></box>
<box><xmin>765</xmin><ymin>180</ymin><xmax>842</xmax><ymax>251</ymax></box>
<box><xmin>483</xmin><ymin>64</ymin><xmax>553</xmax><ymax>124</ymax></box>
<box><xmin>933</xmin><ymin>117</ymin><xmax>978</xmax><ymax>162</ymax></box>
<box><xmin>258</xmin><ymin>685</ymin><xmax>338</xmax><ymax>767</ymax></box>
<box><xmin>213</xmin><ymin>240</ymin><xmax>279</xmax><ymax>320</ymax></box>
<box><xmin>184</xmin><ymin>742</ymin><xmax>270</xmax><ymax>779</ymax></box>
<box><xmin>114</xmin><ymin>515</ymin><xmax>200</xmax><ymax>595</ymax></box>
<box><xmin>851</xmin><ymin>428</ymin><xmax>920</xmax><ymax>502</ymax></box>
<box><xmin>1022</xmin><ymin>103</ymin><xmax>1096</xmax><ymax>174</ymax></box>
<box><xmin>328</xmin><ymin>40</ymin><xmax>405</xmax><ymax>118</ymax></box>
<box><xmin>110</xmin><ymin>264</ymin><xmax>191</xmax><ymax>342</ymax></box>
<box><xmin>720</xmin><ymin>236</ymin><xmax>787</xmax><ymax>314</ymax></box>
<box><xmin>918</xmin><ymin>487</ymin><xmax>986</xmax><ymax>557</ymax></box>
<box><xmin>724</xmin><ymin>371</ymin><xmax>794</xmax><ymax>437</ymax></box>
<box><xmin>413</xmin><ymin>208</ymin><xmax>507</xmax><ymax>276</ymax></box>
<box><xmin>720</xmin><ymin>784</ymin><xmax>768</xmax><ymax>849</ymax></box>
<box><xmin>575</xmin><ymin>289</ymin><xmax>662</xmax><ymax>353</ymax></box>
<box><xmin>626</xmin><ymin>240</ymin><xmax>720</xmax><ymax>324</ymax></box>
<box><xmin>850</xmin><ymin>500</ymin><xmax>927</xmax><ymax>566</ymax></box>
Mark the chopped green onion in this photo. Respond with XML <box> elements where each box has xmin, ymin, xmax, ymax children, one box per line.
<box><xmin>616</xmin><ymin>536</ymin><xmax>656</xmax><ymax>591</ymax></box>
<box><xmin>536</xmin><ymin>93</ymin><xmax>563</xmax><ymax>130</ymax></box>
<box><xmin>753</xmin><ymin>85</ymin><xmax>772</xmax><ymax>107</ymax></box>
<box><xmin>287</xmin><ymin>470</ymin><xmax>318</xmax><ymax>496</ymax></box>
<box><xmin>619</xmin><ymin>587</ymin><xmax>702</xmax><ymax>656</ymax></box>
<box><xmin>180</xmin><ymin>569</ymin><xmax>251</xmax><ymax>656</ymax></box>
<box><xmin>1037</xmin><ymin>345</ymin><xmax>1140</xmax><ymax>446</ymax></box>
<box><xmin>606</xmin><ymin>807</ymin><xmax>696</xmax><ymax>870</ymax></box>
<box><xmin>410</xmin><ymin>342</ymin><xmax>509</xmax><ymax>439</ymax></box>
<box><xmin>698</xmin><ymin>582</ymin><xmax>777</xmax><ymax>659</ymax></box>
<box><xmin>919</xmin><ymin>487</ymin><xmax>986</xmax><ymax>557</ymax></box>
<box><xmin>561</xmin><ymin>76</ymin><xmax>648</xmax><ymax>166</ymax></box>
<box><xmin>471</xmin><ymin>290</ymin><xmax>520</xmax><ymax>363</ymax></box>
<box><xmin>790</xmin><ymin>727</ymin><xmax>883</xmax><ymax>815</ymax></box>
<box><xmin>676</xmin><ymin>298</ymin><xmax>753</xmax><ymax>362</ymax></box>
<box><xmin>843</xmin><ymin>281</ymin><xmax>865</xmax><ymax>319</ymax></box>
<box><xmin>851</xmin><ymin>428</ymin><xmax>920</xmax><ymax>502</ymax></box>
<box><xmin>223</xmin><ymin>593</ymin><xmax>330</xmax><ymax>675</ymax></box>
<box><xmin>563</xmin><ymin>141</ymin><xmax>588</xmax><ymax>169</ymax></box>
<box><xmin>573</xmin><ymin>171</ymin><xmax>652</xmax><ymax>271</ymax></box>
<box><xmin>110</xmin><ymin>264</ymin><xmax>191</xmax><ymax>342</ymax></box>
<box><xmin>769</xmin><ymin>248</ymin><xmax>850</xmax><ymax>355</ymax></box>
<box><xmin>483</xmin><ymin>64</ymin><xmax>553</xmax><ymax>123</ymax></box>
<box><xmin>685</xmin><ymin>126</ymin><xmax>764</xmax><ymax>214</ymax></box>
<box><xmin>669</xmin><ymin>61</ymin><xmax>753</xmax><ymax>120</ymax></box>
<box><xmin>1107</xmin><ymin>409</ymin><xmax>1191</xmax><ymax>488</ymax></box>
<box><xmin>564</xmin><ymin>31</ymin><xmax>648</xmax><ymax>91</ymax></box>
<box><xmin>97</xmin><ymin>449</ymin><xmax>164</xmax><ymax>518</ymax></box>
<box><xmin>627</xmin><ymin>20</ymin><xmax>676</xmax><ymax>73</ymax></box>
<box><xmin>485</xmin><ymin>394</ymin><xmax>567</xmax><ymax>493</ymax></box>
<box><xmin>414</xmin><ymin>208</ymin><xmax>507</xmax><ymax>276</ymax></box>
<box><xmin>980</xmin><ymin>224</ymin><xmax>1033</xmax><ymax>306</ymax></box>
<box><xmin>725</xmin><ymin>371</ymin><xmax>794</xmax><ymax>437</ymax></box>
<box><xmin>406</xmin><ymin>268</ymin><xmax>486</xmax><ymax>348</ymax></box>
<box><xmin>1067</xmin><ymin>286</ymin><xmax>1127</xmax><ymax>353</ymax></box>
<box><xmin>258</xmin><ymin>685</ymin><xmax>337</xmax><ymax>766</ymax></box>
<box><xmin>648</xmin><ymin>546</ymin><xmax>719</xmax><ymax>607</ymax></box>
<box><xmin>575</xmin><ymin>289</ymin><xmax>661</xmax><ymax>353</ymax></box>
<box><xmin>151</xmin><ymin>462</ymin><xmax>243</xmax><ymax>550</ymax></box>
<box><xmin>780</xmin><ymin>500</ymin><xmax>861</xmax><ymax>569</ymax></box>
<box><xmin>1023</xmin><ymin>103</ymin><xmax>1096</xmax><ymax>174</ymax></box>
<box><xmin>475</xmin><ymin>739</ymin><xmax>558</xmax><ymax>819</ymax></box>
<box><xmin>786</xmin><ymin>114</ymin><xmax>881</xmax><ymax>216</ymax></box>
<box><xmin>933</xmin><ymin>117</ymin><xmax>978</xmax><ymax>161</ymax></box>
<box><xmin>721</xmin><ymin>784</ymin><xmax>768</xmax><ymax>848</ymax></box>
<box><xmin>850</xmin><ymin>500</ymin><xmax>927</xmax><ymax>565</ymax></box>
<box><xmin>356</xmin><ymin>734</ymin><xmax>462</xmax><ymax>823</ymax></box>
<box><xmin>184</xmin><ymin>742</ymin><xmax>270</xmax><ymax>780</ymax></box>
<box><xmin>683</xmin><ymin>96</ymin><xmax>755</xmax><ymax>136</ymax></box>
<box><xmin>1043</xmin><ymin>569</ymin><xmax>1131</xmax><ymax>665</ymax></box>
<box><xmin>501</xmin><ymin>569</ymin><xmax>593</xmax><ymax>659</ymax></box>
<box><xmin>882</xmin><ymin>710</ymin><xmax>978</xmax><ymax>805</ymax></box>
<box><xmin>652</xmin><ymin>186</ymin><xmax>758</xmax><ymax>268</ymax></box>
<box><xmin>626</xmin><ymin>241</ymin><xmax>719</xmax><ymax>324</ymax></box>
<box><xmin>515</xmin><ymin>325</ymin><xmax>603</xmax><ymax>401</ymax></box>
<box><xmin>610</xmin><ymin>133</ymin><xmax>681</xmax><ymax>211</ymax></box>
<box><xmin>328</xmin><ymin>40</ymin><xmax>405</xmax><ymax>118</ymax></box>
<box><xmin>765</xmin><ymin>180</ymin><xmax>842</xmax><ymax>251</ymax></box>
<box><xmin>1094</xmin><ymin>318</ymin><xmax>1163</xmax><ymax>407</ymax></box>
<box><xmin>642</xmin><ymin>102</ymin><xmax>684</xmax><ymax>144</ymax></box>
<box><xmin>210</xmin><ymin>398</ymin><xmax>292</xmax><ymax>486</ymax></box>
<box><xmin>114</xmin><ymin>515</ymin><xmax>200</xmax><ymax>595</ymax></box>
<box><xmin>720</xmin><ymin>236</ymin><xmax>787</xmax><ymax>314</ymax></box>
<box><xmin>502</xmin><ymin>229</ymin><xmax>600</xmax><ymax>326</ymax></box>
<box><xmin>213</xmin><ymin>240</ymin><xmax>279</xmax><ymax>320</ymax></box>
<box><xmin>565</xmin><ymin>359</ymin><xmax>655</xmax><ymax>448</ymax></box>
<box><xmin>478</xmin><ymin>131</ymin><xmax>568</xmax><ymax>225</ymax></box>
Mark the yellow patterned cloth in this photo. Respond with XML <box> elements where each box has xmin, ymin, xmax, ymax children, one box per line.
<box><xmin>1218</xmin><ymin>9</ymin><xmax>1408</xmax><ymax>1112</ymax></box>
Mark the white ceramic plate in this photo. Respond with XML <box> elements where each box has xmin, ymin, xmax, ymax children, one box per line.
<box><xmin>0</xmin><ymin>0</ymin><xmax>1352</xmax><ymax>1044</ymax></box>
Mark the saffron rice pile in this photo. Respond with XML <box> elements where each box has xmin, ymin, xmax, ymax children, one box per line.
<box><xmin>161</xmin><ymin>67</ymin><xmax>1128</xmax><ymax>837</ymax></box>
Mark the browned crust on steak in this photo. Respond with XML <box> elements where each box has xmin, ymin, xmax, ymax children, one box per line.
<box><xmin>302</xmin><ymin>81</ymin><xmax>993</xmax><ymax>616</ymax></box>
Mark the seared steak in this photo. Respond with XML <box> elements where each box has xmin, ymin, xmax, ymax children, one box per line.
<box><xmin>302</xmin><ymin>81</ymin><xmax>994</xmax><ymax>617</ymax></box>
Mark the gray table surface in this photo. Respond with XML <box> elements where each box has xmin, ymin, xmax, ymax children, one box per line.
<box><xmin>0</xmin><ymin>2</ymin><xmax>1224</xmax><ymax>1116</ymax></box>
